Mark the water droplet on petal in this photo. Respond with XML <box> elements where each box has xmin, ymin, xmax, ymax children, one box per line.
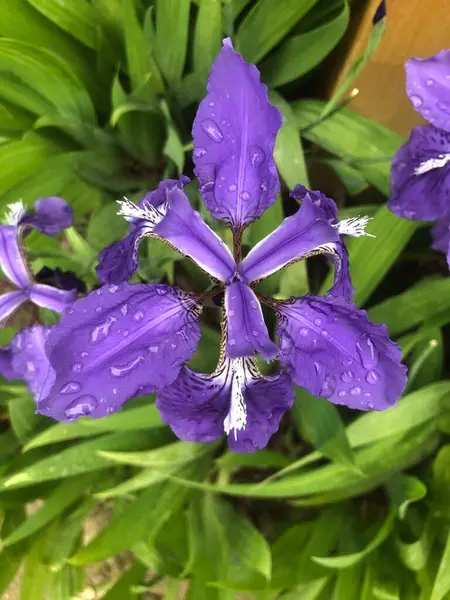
<box><xmin>106</xmin><ymin>407</ymin><xmax>115</xmax><ymax>415</ymax></box>
<box><xmin>314</xmin><ymin>318</ymin><xmax>322</xmax><ymax>326</ymax></box>
<box><xmin>321</xmin><ymin>373</ymin><xmax>337</xmax><ymax>398</ymax></box>
<box><xmin>110</xmin><ymin>355</ymin><xmax>144</xmax><ymax>377</ymax></box>
<box><xmin>26</xmin><ymin>361</ymin><xmax>35</xmax><ymax>373</ymax></box>
<box><xmin>64</xmin><ymin>395</ymin><xmax>97</xmax><ymax>420</ymax></box>
<box><xmin>341</xmin><ymin>370</ymin><xmax>354</xmax><ymax>383</ymax></box>
<box><xmin>95</xmin><ymin>307</ymin><xmax>102</xmax><ymax>313</ymax></box>
<box><xmin>90</xmin><ymin>316</ymin><xmax>116</xmax><ymax>343</ymax></box>
<box><xmin>148</xmin><ymin>345</ymin><xmax>159</xmax><ymax>353</ymax></box>
<box><xmin>252</xmin><ymin>330</ymin><xmax>259</xmax><ymax>336</ymax></box>
<box><xmin>60</xmin><ymin>382</ymin><xmax>82</xmax><ymax>395</ymax></box>
<box><xmin>120</xmin><ymin>304</ymin><xmax>128</xmax><ymax>316</ymax></box>
<box><xmin>249</xmin><ymin>145</ymin><xmax>266</xmax><ymax>167</ymax></box>
<box><xmin>299</xmin><ymin>328</ymin><xmax>309</xmax><ymax>336</ymax></box>
<box><xmin>95</xmin><ymin>289</ymin><xmax>103</xmax><ymax>296</ymax></box>
<box><xmin>350</xmin><ymin>385</ymin><xmax>362</xmax><ymax>397</ymax></box>
<box><xmin>228</xmin><ymin>184</ymin><xmax>237</xmax><ymax>192</ymax></box>
<box><xmin>249</xmin><ymin>300</ymin><xmax>257</xmax><ymax>309</ymax></box>
<box><xmin>321</xmin><ymin>329</ymin><xmax>329</xmax><ymax>337</ymax></box>
<box><xmin>366</xmin><ymin>370</ymin><xmax>379</xmax><ymax>384</ymax></box>
<box><xmin>194</xmin><ymin>146</ymin><xmax>207</xmax><ymax>158</ymax></box>
<box><xmin>410</xmin><ymin>94</ymin><xmax>423</xmax><ymax>107</ymax></box>
<box><xmin>338</xmin><ymin>390</ymin><xmax>346</xmax><ymax>397</ymax></box>
<box><xmin>208</xmin><ymin>101</ymin><xmax>215</xmax><ymax>107</ymax></box>
<box><xmin>123</xmin><ymin>330</ymin><xmax>129</xmax><ymax>337</ymax></box>
<box><xmin>81</xmin><ymin>352</ymin><xmax>88</xmax><ymax>358</ymax></box>
<box><xmin>260</xmin><ymin>182</ymin><xmax>268</xmax><ymax>192</ymax></box>
<box><xmin>200</xmin><ymin>119</ymin><xmax>223</xmax><ymax>142</ymax></box>
<box><xmin>368</xmin><ymin>402</ymin><xmax>375</xmax><ymax>409</ymax></box>
<box><xmin>133</xmin><ymin>310</ymin><xmax>144</xmax><ymax>322</ymax></box>
<box><xmin>109</xmin><ymin>285</ymin><xmax>119</xmax><ymax>293</ymax></box>
<box><xmin>438</xmin><ymin>101</ymin><xmax>450</xmax><ymax>114</ymax></box>
<box><xmin>240</xmin><ymin>191</ymin><xmax>250</xmax><ymax>201</ymax></box>
<box><xmin>356</xmin><ymin>334</ymin><xmax>378</xmax><ymax>369</ymax></box>
<box><xmin>229</xmin><ymin>339</ymin><xmax>237</xmax><ymax>346</ymax></box>
<box><xmin>72</xmin><ymin>363</ymin><xmax>82</xmax><ymax>373</ymax></box>
<box><xmin>426</xmin><ymin>79</ymin><xmax>434</xmax><ymax>86</ymax></box>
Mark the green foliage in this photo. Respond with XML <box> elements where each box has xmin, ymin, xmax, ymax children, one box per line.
<box><xmin>0</xmin><ymin>1</ymin><xmax>449</xmax><ymax>599</ymax></box>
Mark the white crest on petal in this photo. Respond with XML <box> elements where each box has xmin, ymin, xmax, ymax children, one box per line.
<box><xmin>223</xmin><ymin>358</ymin><xmax>248</xmax><ymax>440</ymax></box>
<box><xmin>4</xmin><ymin>201</ymin><xmax>26</xmax><ymax>225</ymax></box>
<box><xmin>414</xmin><ymin>154</ymin><xmax>450</xmax><ymax>175</ymax></box>
<box><xmin>335</xmin><ymin>216</ymin><xmax>375</xmax><ymax>238</ymax></box>
<box><xmin>116</xmin><ymin>197</ymin><xmax>167</xmax><ymax>226</ymax></box>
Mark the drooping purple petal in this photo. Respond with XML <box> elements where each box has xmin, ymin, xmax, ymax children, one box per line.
<box><xmin>225</xmin><ymin>281</ymin><xmax>278</xmax><ymax>360</ymax></box>
<box><xmin>240</xmin><ymin>195</ymin><xmax>339</xmax><ymax>283</ymax></box>
<box><xmin>156</xmin><ymin>358</ymin><xmax>294</xmax><ymax>452</ymax></box>
<box><xmin>325</xmin><ymin>241</ymin><xmax>354</xmax><ymax>301</ymax></box>
<box><xmin>96</xmin><ymin>179</ymin><xmax>188</xmax><ymax>285</ymax></box>
<box><xmin>30</xmin><ymin>284</ymin><xmax>77</xmax><ymax>313</ymax></box>
<box><xmin>275</xmin><ymin>295</ymin><xmax>407</xmax><ymax>411</ymax></box>
<box><xmin>9</xmin><ymin>325</ymin><xmax>54</xmax><ymax>400</ymax></box>
<box><xmin>431</xmin><ymin>216</ymin><xmax>450</xmax><ymax>267</ymax></box>
<box><xmin>406</xmin><ymin>50</ymin><xmax>450</xmax><ymax>132</ymax></box>
<box><xmin>388</xmin><ymin>125</ymin><xmax>450</xmax><ymax>221</ymax></box>
<box><xmin>192</xmin><ymin>38</ymin><xmax>282</xmax><ymax>228</ymax></box>
<box><xmin>154</xmin><ymin>187</ymin><xmax>236</xmax><ymax>282</ymax></box>
<box><xmin>290</xmin><ymin>184</ymin><xmax>338</xmax><ymax>223</ymax></box>
<box><xmin>0</xmin><ymin>225</ymin><xmax>31</xmax><ymax>288</ymax></box>
<box><xmin>22</xmin><ymin>197</ymin><xmax>73</xmax><ymax>235</ymax></box>
<box><xmin>0</xmin><ymin>290</ymin><xmax>27</xmax><ymax>324</ymax></box>
<box><xmin>37</xmin><ymin>283</ymin><xmax>202</xmax><ymax>421</ymax></box>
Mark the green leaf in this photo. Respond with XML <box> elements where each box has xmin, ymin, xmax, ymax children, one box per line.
<box><xmin>0</xmin><ymin>38</ymin><xmax>95</xmax><ymax>123</ymax></box>
<box><xmin>322</xmin><ymin>11</ymin><xmax>386</xmax><ymax>116</ymax></box>
<box><xmin>387</xmin><ymin>475</ymin><xmax>427</xmax><ymax>520</ymax></box>
<box><xmin>396</xmin><ymin>513</ymin><xmax>435</xmax><ymax>572</ymax></box>
<box><xmin>70</xmin><ymin>466</ymin><xmax>197</xmax><ymax>565</ymax></box>
<box><xmin>8</xmin><ymin>395</ymin><xmax>46</xmax><ymax>444</ymax></box>
<box><xmin>24</xmin><ymin>401</ymin><xmax>164</xmax><ymax>451</ymax></box>
<box><xmin>25</xmin><ymin>0</ymin><xmax>98</xmax><ymax>49</ymax></box>
<box><xmin>216</xmin><ymin>449</ymin><xmax>290</xmax><ymax>469</ymax></box>
<box><xmin>161</xmin><ymin>100</ymin><xmax>184</xmax><ymax>173</ymax></box>
<box><xmin>430</xmin><ymin>528</ymin><xmax>450</xmax><ymax>600</ymax></box>
<box><xmin>123</xmin><ymin>0</ymin><xmax>163</xmax><ymax>93</ymax></box>
<box><xmin>236</xmin><ymin>0</ymin><xmax>319</xmax><ymax>64</ymax></box>
<box><xmin>1</xmin><ymin>429</ymin><xmax>171</xmax><ymax>490</ymax></box>
<box><xmin>261</xmin><ymin>0</ymin><xmax>349</xmax><ymax>87</ymax></box>
<box><xmin>368</xmin><ymin>278</ymin><xmax>450</xmax><ymax>337</ymax></box>
<box><xmin>19</xmin><ymin>525</ymin><xmax>56</xmax><ymax>600</ymax></box>
<box><xmin>2</xmin><ymin>475</ymin><xmax>94</xmax><ymax>547</ymax></box>
<box><xmin>87</xmin><ymin>202</ymin><xmax>128</xmax><ymax>251</ymax></box>
<box><xmin>101</xmin><ymin>562</ymin><xmax>147</xmax><ymax>600</ymax></box>
<box><xmin>292</xmin><ymin>388</ymin><xmax>355</xmax><ymax>467</ymax></box>
<box><xmin>194</xmin><ymin>0</ymin><xmax>222</xmax><ymax>78</ymax></box>
<box><xmin>154</xmin><ymin>0</ymin><xmax>191</xmax><ymax>84</ymax></box>
<box><xmin>312</xmin><ymin>509</ymin><xmax>395</xmax><ymax>569</ymax></box>
<box><xmin>99</xmin><ymin>440</ymin><xmax>214</xmax><ymax>468</ymax></box>
<box><xmin>326</xmin><ymin>158</ymin><xmax>368</xmax><ymax>196</ymax></box>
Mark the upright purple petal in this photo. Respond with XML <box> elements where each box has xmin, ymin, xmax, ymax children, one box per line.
<box><xmin>431</xmin><ymin>216</ymin><xmax>450</xmax><ymax>267</ymax></box>
<box><xmin>406</xmin><ymin>50</ymin><xmax>450</xmax><ymax>132</ymax></box>
<box><xmin>240</xmin><ymin>195</ymin><xmax>339</xmax><ymax>283</ymax></box>
<box><xmin>157</xmin><ymin>358</ymin><xmax>294</xmax><ymax>452</ymax></box>
<box><xmin>30</xmin><ymin>284</ymin><xmax>77</xmax><ymax>313</ymax></box>
<box><xmin>192</xmin><ymin>38</ymin><xmax>282</xmax><ymax>228</ymax></box>
<box><xmin>225</xmin><ymin>281</ymin><xmax>278</xmax><ymax>360</ymax></box>
<box><xmin>38</xmin><ymin>283</ymin><xmax>202</xmax><ymax>422</ymax></box>
<box><xmin>154</xmin><ymin>187</ymin><xmax>236</xmax><ymax>282</ymax></box>
<box><xmin>22</xmin><ymin>197</ymin><xmax>73</xmax><ymax>235</ymax></box>
<box><xmin>10</xmin><ymin>325</ymin><xmax>54</xmax><ymax>400</ymax></box>
<box><xmin>0</xmin><ymin>226</ymin><xmax>31</xmax><ymax>288</ymax></box>
<box><xmin>388</xmin><ymin>125</ymin><xmax>450</xmax><ymax>221</ymax></box>
<box><xmin>96</xmin><ymin>179</ymin><xmax>188</xmax><ymax>285</ymax></box>
<box><xmin>0</xmin><ymin>290</ymin><xmax>27</xmax><ymax>324</ymax></box>
<box><xmin>290</xmin><ymin>185</ymin><xmax>338</xmax><ymax>223</ymax></box>
<box><xmin>276</xmin><ymin>295</ymin><xmax>407</xmax><ymax>411</ymax></box>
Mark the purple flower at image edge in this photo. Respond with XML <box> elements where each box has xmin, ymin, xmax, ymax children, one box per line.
<box><xmin>388</xmin><ymin>49</ymin><xmax>450</xmax><ymax>265</ymax></box>
<box><xmin>36</xmin><ymin>39</ymin><xmax>407</xmax><ymax>453</ymax></box>
<box><xmin>0</xmin><ymin>197</ymin><xmax>76</xmax><ymax>400</ymax></box>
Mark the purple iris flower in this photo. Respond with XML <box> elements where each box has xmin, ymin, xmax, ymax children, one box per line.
<box><xmin>388</xmin><ymin>50</ymin><xmax>450</xmax><ymax>266</ymax></box>
<box><xmin>39</xmin><ymin>39</ymin><xmax>407</xmax><ymax>452</ymax></box>
<box><xmin>0</xmin><ymin>198</ymin><xmax>76</xmax><ymax>324</ymax></box>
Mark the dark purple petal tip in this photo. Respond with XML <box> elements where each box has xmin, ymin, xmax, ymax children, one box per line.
<box><xmin>23</xmin><ymin>197</ymin><xmax>73</xmax><ymax>236</ymax></box>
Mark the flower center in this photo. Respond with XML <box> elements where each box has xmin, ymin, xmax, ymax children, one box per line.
<box><xmin>116</xmin><ymin>198</ymin><xmax>167</xmax><ymax>225</ymax></box>
<box><xmin>223</xmin><ymin>358</ymin><xmax>248</xmax><ymax>439</ymax></box>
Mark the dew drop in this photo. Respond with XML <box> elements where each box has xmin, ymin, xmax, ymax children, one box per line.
<box><xmin>410</xmin><ymin>94</ymin><xmax>423</xmax><ymax>107</ymax></box>
<box><xmin>341</xmin><ymin>370</ymin><xmax>354</xmax><ymax>383</ymax></box>
<box><xmin>194</xmin><ymin>146</ymin><xmax>207</xmax><ymax>159</ymax></box>
<box><xmin>299</xmin><ymin>327</ymin><xmax>309</xmax><ymax>336</ymax></box>
<box><xmin>229</xmin><ymin>339</ymin><xmax>237</xmax><ymax>346</ymax></box>
<box><xmin>110</xmin><ymin>355</ymin><xmax>144</xmax><ymax>377</ymax></box>
<box><xmin>106</xmin><ymin>407</ymin><xmax>115</xmax><ymax>415</ymax></box>
<box><xmin>368</xmin><ymin>402</ymin><xmax>375</xmax><ymax>409</ymax></box>
<box><xmin>240</xmin><ymin>191</ymin><xmax>251</xmax><ymax>201</ymax></box>
<box><xmin>81</xmin><ymin>352</ymin><xmax>88</xmax><ymax>358</ymax></box>
<box><xmin>366</xmin><ymin>370</ymin><xmax>379</xmax><ymax>384</ymax></box>
<box><xmin>208</xmin><ymin>101</ymin><xmax>215</xmax><ymax>107</ymax></box>
<box><xmin>148</xmin><ymin>345</ymin><xmax>159</xmax><ymax>353</ymax></box>
<box><xmin>350</xmin><ymin>385</ymin><xmax>362</xmax><ymax>397</ymax></box>
<box><xmin>133</xmin><ymin>310</ymin><xmax>145</xmax><ymax>322</ymax></box>
<box><xmin>321</xmin><ymin>373</ymin><xmax>337</xmax><ymax>398</ymax></box>
<box><xmin>26</xmin><ymin>361</ymin><xmax>35</xmax><ymax>373</ymax></box>
<box><xmin>252</xmin><ymin>330</ymin><xmax>259</xmax><ymax>336</ymax></box>
<box><xmin>249</xmin><ymin>300</ymin><xmax>258</xmax><ymax>309</ymax></box>
<box><xmin>123</xmin><ymin>330</ymin><xmax>129</xmax><ymax>337</ymax></box>
<box><xmin>95</xmin><ymin>289</ymin><xmax>103</xmax><ymax>296</ymax></box>
<box><xmin>438</xmin><ymin>101</ymin><xmax>450</xmax><ymax>114</ymax></box>
<box><xmin>426</xmin><ymin>79</ymin><xmax>434</xmax><ymax>86</ymax></box>
<box><xmin>249</xmin><ymin>145</ymin><xmax>266</xmax><ymax>167</ymax></box>
<box><xmin>356</xmin><ymin>334</ymin><xmax>378</xmax><ymax>369</ymax></box>
<box><xmin>228</xmin><ymin>310</ymin><xmax>235</xmax><ymax>317</ymax></box>
<box><xmin>228</xmin><ymin>184</ymin><xmax>237</xmax><ymax>192</ymax></box>
<box><xmin>321</xmin><ymin>329</ymin><xmax>329</xmax><ymax>337</ymax></box>
<box><xmin>95</xmin><ymin>307</ymin><xmax>102</xmax><ymax>313</ymax></box>
<box><xmin>120</xmin><ymin>304</ymin><xmax>128</xmax><ymax>316</ymax></box>
<box><xmin>72</xmin><ymin>363</ymin><xmax>82</xmax><ymax>373</ymax></box>
<box><xmin>109</xmin><ymin>285</ymin><xmax>119</xmax><ymax>293</ymax></box>
<box><xmin>200</xmin><ymin>119</ymin><xmax>224</xmax><ymax>142</ymax></box>
<box><xmin>338</xmin><ymin>390</ymin><xmax>347</xmax><ymax>397</ymax></box>
<box><xmin>314</xmin><ymin>318</ymin><xmax>322</xmax><ymax>326</ymax></box>
<box><xmin>90</xmin><ymin>316</ymin><xmax>116</xmax><ymax>343</ymax></box>
<box><xmin>60</xmin><ymin>382</ymin><xmax>82</xmax><ymax>395</ymax></box>
<box><xmin>64</xmin><ymin>395</ymin><xmax>97</xmax><ymax>420</ymax></box>
<box><xmin>260</xmin><ymin>182</ymin><xmax>268</xmax><ymax>192</ymax></box>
